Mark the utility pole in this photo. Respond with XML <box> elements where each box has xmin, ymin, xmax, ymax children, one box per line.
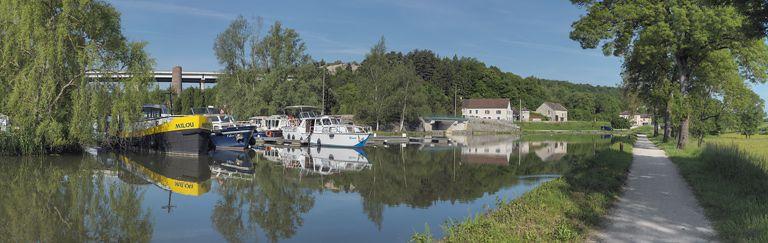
<box><xmin>519</xmin><ymin>99</ymin><xmax>523</xmax><ymax>122</ymax></box>
<box><xmin>321</xmin><ymin>70</ymin><xmax>326</xmax><ymax>115</ymax></box>
<box><xmin>453</xmin><ymin>86</ymin><xmax>457</xmax><ymax>116</ymax></box>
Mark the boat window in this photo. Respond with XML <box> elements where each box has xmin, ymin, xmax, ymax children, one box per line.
<box><xmin>142</xmin><ymin>107</ymin><xmax>162</xmax><ymax>119</ymax></box>
<box><xmin>331</xmin><ymin>119</ymin><xmax>340</xmax><ymax>125</ymax></box>
<box><xmin>322</xmin><ymin>119</ymin><xmax>331</xmax><ymax>125</ymax></box>
<box><xmin>221</xmin><ymin>116</ymin><xmax>233</xmax><ymax>123</ymax></box>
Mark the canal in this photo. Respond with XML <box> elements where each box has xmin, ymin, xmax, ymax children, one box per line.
<box><xmin>0</xmin><ymin>135</ymin><xmax>614</xmax><ymax>242</ymax></box>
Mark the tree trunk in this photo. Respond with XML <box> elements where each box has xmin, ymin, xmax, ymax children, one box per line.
<box><xmin>677</xmin><ymin>114</ymin><xmax>690</xmax><ymax>149</ymax></box>
<box><xmin>653</xmin><ymin>114</ymin><xmax>659</xmax><ymax>137</ymax></box>
<box><xmin>673</xmin><ymin>55</ymin><xmax>691</xmax><ymax>149</ymax></box>
<box><xmin>399</xmin><ymin>79</ymin><xmax>411</xmax><ymax>132</ymax></box>
<box><xmin>663</xmin><ymin>108</ymin><xmax>671</xmax><ymax>142</ymax></box>
<box><xmin>399</xmin><ymin>102</ymin><xmax>407</xmax><ymax>132</ymax></box>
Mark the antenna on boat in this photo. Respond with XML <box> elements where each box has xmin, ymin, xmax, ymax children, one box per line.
<box><xmin>162</xmin><ymin>190</ymin><xmax>176</xmax><ymax>214</ymax></box>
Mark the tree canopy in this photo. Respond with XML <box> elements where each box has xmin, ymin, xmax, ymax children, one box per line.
<box><xmin>571</xmin><ymin>0</ymin><xmax>768</xmax><ymax>148</ymax></box>
<box><xmin>0</xmin><ymin>0</ymin><xmax>155</xmax><ymax>154</ymax></box>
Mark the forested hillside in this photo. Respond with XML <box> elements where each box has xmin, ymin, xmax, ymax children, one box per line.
<box><xmin>207</xmin><ymin>17</ymin><xmax>626</xmax><ymax>131</ymax></box>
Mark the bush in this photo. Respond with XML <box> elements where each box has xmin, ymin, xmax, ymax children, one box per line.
<box><xmin>610</xmin><ymin>116</ymin><xmax>631</xmax><ymax>129</ymax></box>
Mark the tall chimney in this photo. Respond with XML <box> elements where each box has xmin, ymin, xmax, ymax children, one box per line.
<box><xmin>171</xmin><ymin>66</ymin><xmax>182</xmax><ymax>94</ymax></box>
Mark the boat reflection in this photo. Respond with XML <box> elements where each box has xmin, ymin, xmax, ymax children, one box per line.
<box><xmin>209</xmin><ymin>149</ymin><xmax>255</xmax><ymax>179</ymax></box>
<box><xmin>258</xmin><ymin>146</ymin><xmax>371</xmax><ymax>175</ymax></box>
<box><xmin>116</xmin><ymin>153</ymin><xmax>212</xmax><ymax>197</ymax></box>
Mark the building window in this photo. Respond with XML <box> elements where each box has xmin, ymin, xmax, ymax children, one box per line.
<box><xmin>496</xmin><ymin>110</ymin><xmax>501</xmax><ymax>114</ymax></box>
<box><xmin>485</xmin><ymin>110</ymin><xmax>490</xmax><ymax>114</ymax></box>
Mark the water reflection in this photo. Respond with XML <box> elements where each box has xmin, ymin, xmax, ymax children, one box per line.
<box><xmin>0</xmin><ymin>135</ymin><xmax>613</xmax><ymax>242</ymax></box>
<box><xmin>0</xmin><ymin>156</ymin><xmax>153</xmax><ymax>242</ymax></box>
<box><xmin>260</xmin><ymin>146</ymin><xmax>371</xmax><ymax>175</ymax></box>
<box><xmin>116</xmin><ymin>153</ymin><xmax>212</xmax><ymax>197</ymax></box>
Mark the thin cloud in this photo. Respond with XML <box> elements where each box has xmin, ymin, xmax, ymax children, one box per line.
<box><xmin>111</xmin><ymin>0</ymin><xmax>235</xmax><ymax>20</ymax></box>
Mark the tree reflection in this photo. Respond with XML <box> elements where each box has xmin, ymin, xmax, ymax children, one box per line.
<box><xmin>0</xmin><ymin>155</ymin><xmax>152</xmax><ymax>242</ymax></box>
<box><xmin>211</xmin><ymin>154</ymin><xmax>315</xmax><ymax>242</ymax></box>
<box><xmin>210</xmin><ymin>137</ymin><xmax>611</xmax><ymax>240</ymax></box>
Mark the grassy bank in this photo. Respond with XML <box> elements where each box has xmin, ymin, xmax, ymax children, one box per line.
<box><xmin>519</xmin><ymin>121</ymin><xmax>610</xmax><ymax>131</ymax></box>
<box><xmin>413</xmin><ymin>137</ymin><xmax>634</xmax><ymax>242</ymax></box>
<box><xmin>650</xmin><ymin>134</ymin><xmax>768</xmax><ymax>241</ymax></box>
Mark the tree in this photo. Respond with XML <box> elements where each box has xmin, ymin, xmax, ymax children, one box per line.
<box><xmin>734</xmin><ymin>91</ymin><xmax>765</xmax><ymax>138</ymax></box>
<box><xmin>571</xmin><ymin>0</ymin><xmax>768</xmax><ymax>148</ymax></box>
<box><xmin>213</xmin><ymin>17</ymin><xmax>319</xmax><ymax>118</ymax></box>
<box><xmin>358</xmin><ymin>37</ymin><xmax>394</xmax><ymax>130</ymax></box>
<box><xmin>0</xmin><ymin>0</ymin><xmax>154</xmax><ymax>154</ymax></box>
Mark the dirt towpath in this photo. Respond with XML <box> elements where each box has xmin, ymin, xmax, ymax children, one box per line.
<box><xmin>591</xmin><ymin>135</ymin><xmax>717</xmax><ymax>242</ymax></box>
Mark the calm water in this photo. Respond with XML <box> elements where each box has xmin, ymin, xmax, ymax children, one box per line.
<box><xmin>0</xmin><ymin>135</ymin><xmax>613</xmax><ymax>242</ymax></box>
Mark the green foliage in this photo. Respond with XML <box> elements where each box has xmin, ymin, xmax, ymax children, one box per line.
<box><xmin>0</xmin><ymin>0</ymin><xmax>154</xmax><ymax>154</ymax></box>
<box><xmin>172</xmin><ymin>87</ymin><xmax>217</xmax><ymax>115</ymax></box>
<box><xmin>213</xmin><ymin>16</ymin><xmax>320</xmax><ymax>118</ymax></box>
<box><xmin>610</xmin><ymin>116</ymin><xmax>631</xmax><ymax>129</ymax></box>
<box><xmin>435</xmin><ymin>140</ymin><xmax>633</xmax><ymax>242</ymax></box>
<box><xmin>571</xmin><ymin>0</ymin><xmax>768</xmax><ymax>149</ymax></box>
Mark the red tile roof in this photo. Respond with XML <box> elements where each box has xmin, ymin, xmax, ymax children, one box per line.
<box><xmin>462</xmin><ymin>98</ymin><xmax>509</xmax><ymax>109</ymax></box>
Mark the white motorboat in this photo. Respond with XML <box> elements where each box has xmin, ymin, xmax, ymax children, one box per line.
<box><xmin>249</xmin><ymin>115</ymin><xmax>291</xmax><ymax>139</ymax></box>
<box><xmin>280</xmin><ymin>106</ymin><xmax>371</xmax><ymax>147</ymax></box>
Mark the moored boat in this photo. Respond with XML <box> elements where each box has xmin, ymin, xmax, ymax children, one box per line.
<box><xmin>280</xmin><ymin>106</ymin><xmax>372</xmax><ymax>147</ymax></box>
<box><xmin>192</xmin><ymin>106</ymin><xmax>255</xmax><ymax>150</ymax></box>
<box><xmin>250</xmin><ymin>115</ymin><xmax>290</xmax><ymax>140</ymax></box>
<box><xmin>122</xmin><ymin>105</ymin><xmax>212</xmax><ymax>156</ymax></box>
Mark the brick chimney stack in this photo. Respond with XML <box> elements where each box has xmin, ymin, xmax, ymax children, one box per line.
<box><xmin>171</xmin><ymin>66</ymin><xmax>182</xmax><ymax>94</ymax></box>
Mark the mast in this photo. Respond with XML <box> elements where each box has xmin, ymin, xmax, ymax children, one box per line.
<box><xmin>322</xmin><ymin>70</ymin><xmax>326</xmax><ymax>115</ymax></box>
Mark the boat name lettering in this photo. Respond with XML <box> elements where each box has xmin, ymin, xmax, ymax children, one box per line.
<box><xmin>174</xmin><ymin>181</ymin><xmax>194</xmax><ymax>189</ymax></box>
<box><xmin>175</xmin><ymin>122</ymin><xmax>195</xmax><ymax>129</ymax></box>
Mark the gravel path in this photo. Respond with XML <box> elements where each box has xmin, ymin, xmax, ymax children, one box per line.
<box><xmin>591</xmin><ymin>135</ymin><xmax>718</xmax><ymax>242</ymax></box>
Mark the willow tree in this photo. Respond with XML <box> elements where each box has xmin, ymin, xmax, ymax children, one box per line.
<box><xmin>0</xmin><ymin>0</ymin><xmax>154</xmax><ymax>154</ymax></box>
<box><xmin>571</xmin><ymin>0</ymin><xmax>768</xmax><ymax>148</ymax></box>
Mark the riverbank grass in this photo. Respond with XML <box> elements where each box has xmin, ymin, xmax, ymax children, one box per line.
<box><xmin>651</xmin><ymin>134</ymin><xmax>768</xmax><ymax>241</ymax></box>
<box><xmin>519</xmin><ymin>121</ymin><xmax>610</xmax><ymax>131</ymax></box>
<box><xmin>415</xmin><ymin>138</ymin><xmax>633</xmax><ymax>242</ymax></box>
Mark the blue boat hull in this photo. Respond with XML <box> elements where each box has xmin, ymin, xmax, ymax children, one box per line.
<box><xmin>211</xmin><ymin>126</ymin><xmax>255</xmax><ymax>149</ymax></box>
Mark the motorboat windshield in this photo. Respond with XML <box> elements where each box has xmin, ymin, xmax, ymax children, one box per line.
<box><xmin>191</xmin><ymin>107</ymin><xmax>223</xmax><ymax>115</ymax></box>
<box><xmin>283</xmin><ymin>106</ymin><xmax>321</xmax><ymax>119</ymax></box>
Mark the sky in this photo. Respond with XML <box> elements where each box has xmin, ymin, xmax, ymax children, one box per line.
<box><xmin>110</xmin><ymin>0</ymin><xmax>768</xmax><ymax>110</ymax></box>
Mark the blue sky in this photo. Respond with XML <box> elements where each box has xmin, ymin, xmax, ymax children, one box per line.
<box><xmin>110</xmin><ymin>0</ymin><xmax>768</xmax><ymax>109</ymax></box>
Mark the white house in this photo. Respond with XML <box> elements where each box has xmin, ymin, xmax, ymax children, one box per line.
<box><xmin>536</xmin><ymin>102</ymin><xmax>568</xmax><ymax>122</ymax></box>
<box><xmin>513</xmin><ymin>107</ymin><xmax>531</xmax><ymax>122</ymax></box>
<box><xmin>461</xmin><ymin>98</ymin><xmax>514</xmax><ymax>120</ymax></box>
<box><xmin>620</xmin><ymin>111</ymin><xmax>652</xmax><ymax>128</ymax></box>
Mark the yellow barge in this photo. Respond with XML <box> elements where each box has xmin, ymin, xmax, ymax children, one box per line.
<box><xmin>122</xmin><ymin>105</ymin><xmax>213</xmax><ymax>156</ymax></box>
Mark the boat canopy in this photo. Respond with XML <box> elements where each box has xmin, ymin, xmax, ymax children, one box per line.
<box><xmin>191</xmin><ymin>106</ymin><xmax>222</xmax><ymax>115</ymax></box>
<box><xmin>283</xmin><ymin>106</ymin><xmax>321</xmax><ymax>119</ymax></box>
